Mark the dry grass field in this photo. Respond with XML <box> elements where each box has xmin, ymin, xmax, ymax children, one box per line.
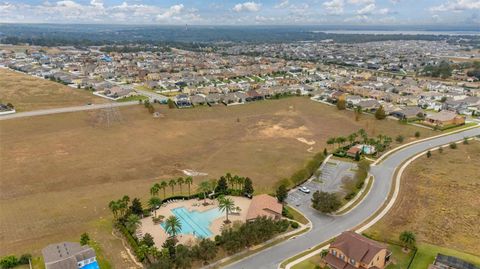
<box><xmin>0</xmin><ymin>68</ymin><xmax>108</xmax><ymax>111</ymax></box>
<box><xmin>0</xmin><ymin>97</ymin><xmax>435</xmax><ymax>266</ymax></box>
<box><xmin>366</xmin><ymin>141</ymin><xmax>480</xmax><ymax>256</ymax></box>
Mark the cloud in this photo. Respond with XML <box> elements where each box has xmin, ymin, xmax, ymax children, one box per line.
<box><xmin>156</xmin><ymin>4</ymin><xmax>184</xmax><ymax>21</ymax></box>
<box><xmin>274</xmin><ymin>0</ymin><xmax>289</xmax><ymax>9</ymax></box>
<box><xmin>233</xmin><ymin>2</ymin><xmax>261</xmax><ymax>12</ymax></box>
<box><xmin>323</xmin><ymin>0</ymin><xmax>344</xmax><ymax>15</ymax></box>
<box><xmin>357</xmin><ymin>3</ymin><xmax>391</xmax><ymax>15</ymax></box>
<box><xmin>348</xmin><ymin>0</ymin><xmax>375</xmax><ymax>4</ymax></box>
<box><xmin>430</xmin><ymin>0</ymin><xmax>480</xmax><ymax>12</ymax></box>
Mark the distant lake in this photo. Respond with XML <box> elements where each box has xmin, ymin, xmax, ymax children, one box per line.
<box><xmin>313</xmin><ymin>30</ymin><xmax>480</xmax><ymax>36</ymax></box>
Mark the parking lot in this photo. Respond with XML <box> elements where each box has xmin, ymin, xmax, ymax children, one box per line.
<box><xmin>287</xmin><ymin>158</ymin><xmax>357</xmax><ymax>207</ymax></box>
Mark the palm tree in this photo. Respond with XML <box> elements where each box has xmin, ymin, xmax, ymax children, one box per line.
<box><xmin>185</xmin><ymin>177</ymin><xmax>193</xmax><ymax>196</ymax></box>
<box><xmin>108</xmin><ymin>200</ymin><xmax>119</xmax><ymax>218</ymax></box>
<box><xmin>226</xmin><ymin>173</ymin><xmax>233</xmax><ymax>188</ymax></box>
<box><xmin>218</xmin><ymin>196</ymin><xmax>235</xmax><ymax>223</ymax></box>
<box><xmin>148</xmin><ymin>197</ymin><xmax>162</xmax><ymax>217</ymax></box>
<box><xmin>126</xmin><ymin>214</ymin><xmax>141</xmax><ymax>234</ymax></box>
<box><xmin>347</xmin><ymin>133</ymin><xmax>356</xmax><ymax>146</ymax></box>
<box><xmin>237</xmin><ymin>177</ymin><xmax>245</xmax><ymax>190</ymax></box>
<box><xmin>122</xmin><ymin>195</ymin><xmax>130</xmax><ymax>204</ymax></box>
<box><xmin>198</xmin><ymin>181</ymin><xmax>212</xmax><ymax>205</ymax></box>
<box><xmin>399</xmin><ymin>231</ymin><xmax>416</xmax><ymax>250</ymax></box>
<box><xmin>232</xmin><ymin>175</ymin><xmax>240</xmax><ymax>190</ymax></box>
<box><xmin>168</xmin><ymin>179</ymin><xmax>177</xmax><ymax>195</ymax></box>
<box><xmin>150</xmin><ymin>183</ymin><xmax>160</xmax><ymax>197</ymax></box>
<box><xmin>118</xmin><ymin>200</ymin><xmax>128</xmax><ymax>218</ymax></box>
<box><xmin>164</xmin><ymin>215</ymin><xmax>182</xmax><ymax>238</ymax></box>
<box><xmin>177</xmin><ymin>177</ymin><xmax>185</xmax><ymax>195</ymax></box>
<box><xmin>160</xmin><ymin>181</ymin><xmax>168</xmax><ymax>198</ymax></box>
<box><xmin>336</xmin><ymin>136</ymin><xmax>346</xmax><ymax>148</ymax></box>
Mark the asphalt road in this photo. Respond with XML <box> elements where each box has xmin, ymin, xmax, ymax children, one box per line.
<box><xmin>226</xmin><ymin>127</ymin><xmax>480</xmax><ymax>269</ymax></box>
<box><xmin>0</xmin><ymin>101</ymin><xmax>138</xmax><ymax>120</ymax></box>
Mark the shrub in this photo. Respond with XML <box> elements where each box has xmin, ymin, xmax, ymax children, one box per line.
<box><xmin>282</xmin><ymin>207</ymin><xmax>294</xmax><ymax>219</ymax></box>
<box><xmin>312</xmin><ymin>191</ymin><xmax>341</xmax><ymax>213</ymax></box>
<box><xmin>290</xmin><ymin>221</ymin><xmax>299</xmax><ymax>229</ymax></box>
<box><xmin>396</xmin><ymin>135</ymin><xmax>404</xmax><ymax>143</ymax></box>
<box><xmin>344</xmin><ymin>191</ymin><xmax>357</xmax><ymax>201</ymax></box>
<box><xmin>426</xmin><ymin>150</ymin><xmax>432</xmax><ymax>158</ymax></box>
<box><xmin>414</xmin><ymin>131</ymin><xmax>421</xmax><ymax>138</ymax></box>
<box><xmin>18</xmin><ymin>254</ymin><xmax>31</xmax><ymax>265</ymax></box>
<box><xmin>0</xmin><ymin>256</ymin><xmax>19</xmax><ymax>269</ymax></box>
<box><xmin>449</xmin><ymin>142</ymin><xmax>457</xmax><ymax>149</ymax></box>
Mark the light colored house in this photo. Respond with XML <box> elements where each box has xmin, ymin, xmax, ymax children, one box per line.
<box><xmin>42</xmin><ymin>242</ymin><xmax>98</xmax><ymax>269</ymax></box>
<box><xmin>246</xmin><ymin>194</ymin><xmax>282</xmax><ymax>221</ymax></box>
<box><xmin>424</xmin><ymin>111</ymin><xmax>465</xmax><ymax>127</ymax></box>
<box><xmin>325</xmin><ymin>231</ymin><xmax>389</xmax><ymax>269</ymax></box>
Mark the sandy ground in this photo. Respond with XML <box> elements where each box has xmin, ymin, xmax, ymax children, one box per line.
<box><xmin>140</xmin><ymin>196</ymin><xmax>251</xmax><ymax>247</ymax></box>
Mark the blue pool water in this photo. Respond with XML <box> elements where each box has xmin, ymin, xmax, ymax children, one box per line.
<box><xmin>80</xmin><ymin>261</ymin><xmax>100</xmax><ymax>269</ymax></box>
<box><xmin>161</xmin><ymin>207</ymin><xmax>223</xmax><ymax>238</ymax></box>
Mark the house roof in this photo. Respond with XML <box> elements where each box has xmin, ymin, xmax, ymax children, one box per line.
<box><xmin>330</xmin><ymin>231</ymin><xmax>386</xmax><ymax>265</ymax></box>
<box><xmin>426</xmin><ymin>110</ymin><xmax>460</xmax><ymax>122</ymax></box>
<box><xmin>434</xmin><ymin>254</ymin><xmax>478</xmax><ymax>269</ymax></box>
<box><xmin>42</xmin><ymin>242</ymin><xmax>96</xmax><ymax>269</ymax></box>
<box><xmin>246</xmin><ymin>194</ymin><xmax>282</xmax><ymax>220</ymax></box>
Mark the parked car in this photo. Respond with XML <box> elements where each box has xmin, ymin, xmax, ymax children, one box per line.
<box><xmin>299</xmin><ymin>186</ymin><xmax>310</xmax><ymax>193</ymax></box>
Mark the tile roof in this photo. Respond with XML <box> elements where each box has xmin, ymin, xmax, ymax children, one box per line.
<box><xmin>246</xmin><ymin>194</ymin><xmax>282</xmax><ymax>220</ymax></box>
<box><xmin>330</xmin><ymin>231</ymin><xmax>386</xmax><ymax>265</ymax></box>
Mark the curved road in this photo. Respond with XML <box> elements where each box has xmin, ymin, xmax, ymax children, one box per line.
<box><xmin>226</xmin><ymin>127</ymin><xmax>480</xmax><ymax>269</ymax></box>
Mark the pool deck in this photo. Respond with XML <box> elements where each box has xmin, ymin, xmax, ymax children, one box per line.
<box><xmin>140</xmin><ymin>196</ymin><xmax>252</xmax><ymax>247</ymax></box>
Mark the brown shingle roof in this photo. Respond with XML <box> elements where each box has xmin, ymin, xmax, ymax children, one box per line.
<box><xmin>246</xmin><ymin>194</ymin><xmax>282</xmax><ymax>220</ymax></box>
<box><xmin>330</xmin><ymin>231</ymin><xmax>386</xmax><ymax>265</ymax></box>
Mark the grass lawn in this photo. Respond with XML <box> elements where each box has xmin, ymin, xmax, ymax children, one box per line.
<box><xmin>0</xmin><ymin>68</ymin><xmax>108</xmax><ymax>111</ymax></box>
<box><xmin>116</xmin><ymin>95</ymin><xmax>148</xmax><ymax>102</ymax></box>
<box><xmin>411</xmin><ymin>243</ymin><xmax>480</xmax><ymax>269</ymax></box>
<box><xmin>285</xmin><ymin>205</ymin><xmax>309</xmax><ymax>225</ymax></box>
<box><xmin>291</xmin><ymin>254</ymin><xmax>324</xmax><ymax>269</ymax></box>
<box><xmin>0</xmin><ymin>97</ymin><xmax>436</xmax><ymax>267</ymax></box>
<box><xmin>385</xmin><ymin>244</ymin><xmax>415</xmax><ymax>269</ymax></box>
<box><xmin>365</xmin><ymin>142</ymin><xmax>480</xmax><ymax>255</ymax></box>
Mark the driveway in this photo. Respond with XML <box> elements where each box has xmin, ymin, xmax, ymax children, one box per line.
<box><xmin>226</xmin><ymin>127</ymin><xmax>480</xmax><ymax>269</ymax></box>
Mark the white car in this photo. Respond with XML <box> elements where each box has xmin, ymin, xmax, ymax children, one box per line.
<box><xmin>299</xmin><ymin>186</ymin><xmax>310</xmax><ymax>193</ymax></box>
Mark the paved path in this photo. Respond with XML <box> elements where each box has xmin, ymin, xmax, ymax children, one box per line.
<box><xmin>226</xmin><ymin>127</ymin><xmax>480</xmax><ymax>269</ymax></box>
<box><xmin>0</xmin><ymin>101</ymin><xmax>138</xmax><ymax>120</ymax></box>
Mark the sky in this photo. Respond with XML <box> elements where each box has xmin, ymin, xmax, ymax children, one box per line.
<box><xmin>0</xmin><ymin>0</ymin><xmax>479</xmax><ymax>26</ymax></box>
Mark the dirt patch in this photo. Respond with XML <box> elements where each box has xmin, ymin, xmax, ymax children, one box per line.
<box><xmin>366</xmin><ymin>142</ymin><xmax>480</xmax><ymax>255</ymax></box>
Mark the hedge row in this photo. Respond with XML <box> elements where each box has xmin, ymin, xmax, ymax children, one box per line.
<box><xmin>286</xmin><ymin>152</ymin><xmax>326</xmax><ymax>188</ymax></box>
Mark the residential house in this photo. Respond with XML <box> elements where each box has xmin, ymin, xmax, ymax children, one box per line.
<box><xmin>325</xmin><ymin>231</ymin><xmax>389</xmax><ymax>269</ymax></box>
<box><xmin>42</xmin><ymin>242</ymin><xmax>99</xmax><ymax>269</ymax></box>
<box><xmin>390</xmin><ymin>106</ymin><xmax>425</xmax><ymax>120</ymax></box>
<box><xmin>190</xmin><ymin>94</ymin><xmax>206</xmax><ymax>106</ymax></box>
<box><xmin>424</xmin><ymin>111</ymin><xmax>465</xmax><ymax>127</ymax></box>
<box><xmin>246</xmin><ymin>194</ymin><xmax>282</xmax><ymax>222</ymax></box>
<box><xmin>174</xmin><ymin>94</ymin><xmax>192</xmax><ymax>108</ymax></box>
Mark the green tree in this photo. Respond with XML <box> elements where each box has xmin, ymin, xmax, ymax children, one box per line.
<box><xmin>0</xmin><ymin>256</ymin><xmax>19</xmax><ymax>269</ymax></box>
<box><xmin>142</xmin><ymin>233</ymin><xmax>155</xmax><ymax>247</ymax></box>
<box><xmin>80</xmin><ymin>232</ymin><xmax>90</xmax><ymax>246</ymax></box>
<box><xmin>175</xmin><ymin>244</ymin><xmax>193</xmax><ymax>269</ymax></box>
<box><xmin>168</xmin><ymin>179</ymin><xmax>177</xmax><ymax>195</ymax></box>
<box><xmin>126</xmin><ymin>214</ymin><xmax>141</xmax><ymax>234</ymax></box>
<box><xmin>216</xmin><ymin>176</ymin><xmax>228</xmax><ymax>193</ymax></box>
<box><xmin>129</xmin><ymin>198</ymin><xmax>143</xmax><ymax>216</ymax></box>
<box><xmin>185</xmin><ymin>177</ymin><xmax>193</xmax><ymax>196</ymax></box>
<box><xmin>148</xmin><ymin>197</ymin><xmax>162</xmax><ymax>217</ymax></box>
<box><xmin>399</xmin><ymin>231</ymin><xmax>416</xmax><ymax>250</ymax></box>
<box><xmin>449</xmin><ymin>142</ymin><xmax>457</xmax><ymax>149</ymax></box>
<box><xmin>150</xmin><ymin>183</ymin><xmax>160</xmax><ymax>197</ymax></box>
<box><xmin>177</xmin><ymin>177</ymin><xmax>185</xmax><ymax>194</ymax></box>
<box><xmin>164</xmin><ymin>215</ymin><xmax>182</xmax><ymax>238</ymax></box>
<box><xmin>218</xmin><ymin>196</ymin><xmax>235</xmax><ymax>223</ymax></box>
<box><xmin>327</xmin><ymin>137</ymin><xmax>336</xmax><ymax>150</ymax></box>
<box><xmin>160</xmin><ymin>181</ymin><xmax>168</xmax><ymax>198</ymax></box>
<box><xmin>426</xmin><ymin>150</ymin><xmax>432</xmax><ymax>158</ymax></box>
<box><xmin>193</xmin><ymin>239</ymin><xmax>217</xmax><ymax>265</ymax></box>
<box><xmin>198</xmin><ymin>181</ymin><xmax>212</xmax><ymax>205</ymax></box>
<box><xmin>276</xmin><ymin>184</ymin><xmax>288</xmax><ymax>203</ymax></box>
<box><xmin>396</xmin><ymin>135</ymin><xmax>405</xmax><ymax>143</ymax></box>
<box><xmin>311</xmin><ymin>191</ymin><xmax>341</xmax><ymax>213</ymax></box>
<box><xmin>375</xmin><ymin>105</ymin><xmax>387</xmax><ymax>120</ymax></box>
<box><xmin>108</xmin><ymin>200</ymin><xmax>120</xmax><ymax>219</ymax></box>
<box><xmin>414</xmin><ymin>131</ymin><xmax>421</xmax><ymax>138</ymax></box>
<box><xmin>243</xmin><ymin>177</ymin><xmax>254</xmax><ymax>195</ymax></box>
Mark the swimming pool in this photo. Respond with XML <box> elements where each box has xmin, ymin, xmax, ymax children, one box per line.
<box><xmin>161</xmin><ymin>207</ymin><xmax>223</xmax><ymax>238</ymax></box>
<box><xmin>80</xmin><ymin>261</ymin><xmax>100</xmax><ymax>269</ymax></box>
